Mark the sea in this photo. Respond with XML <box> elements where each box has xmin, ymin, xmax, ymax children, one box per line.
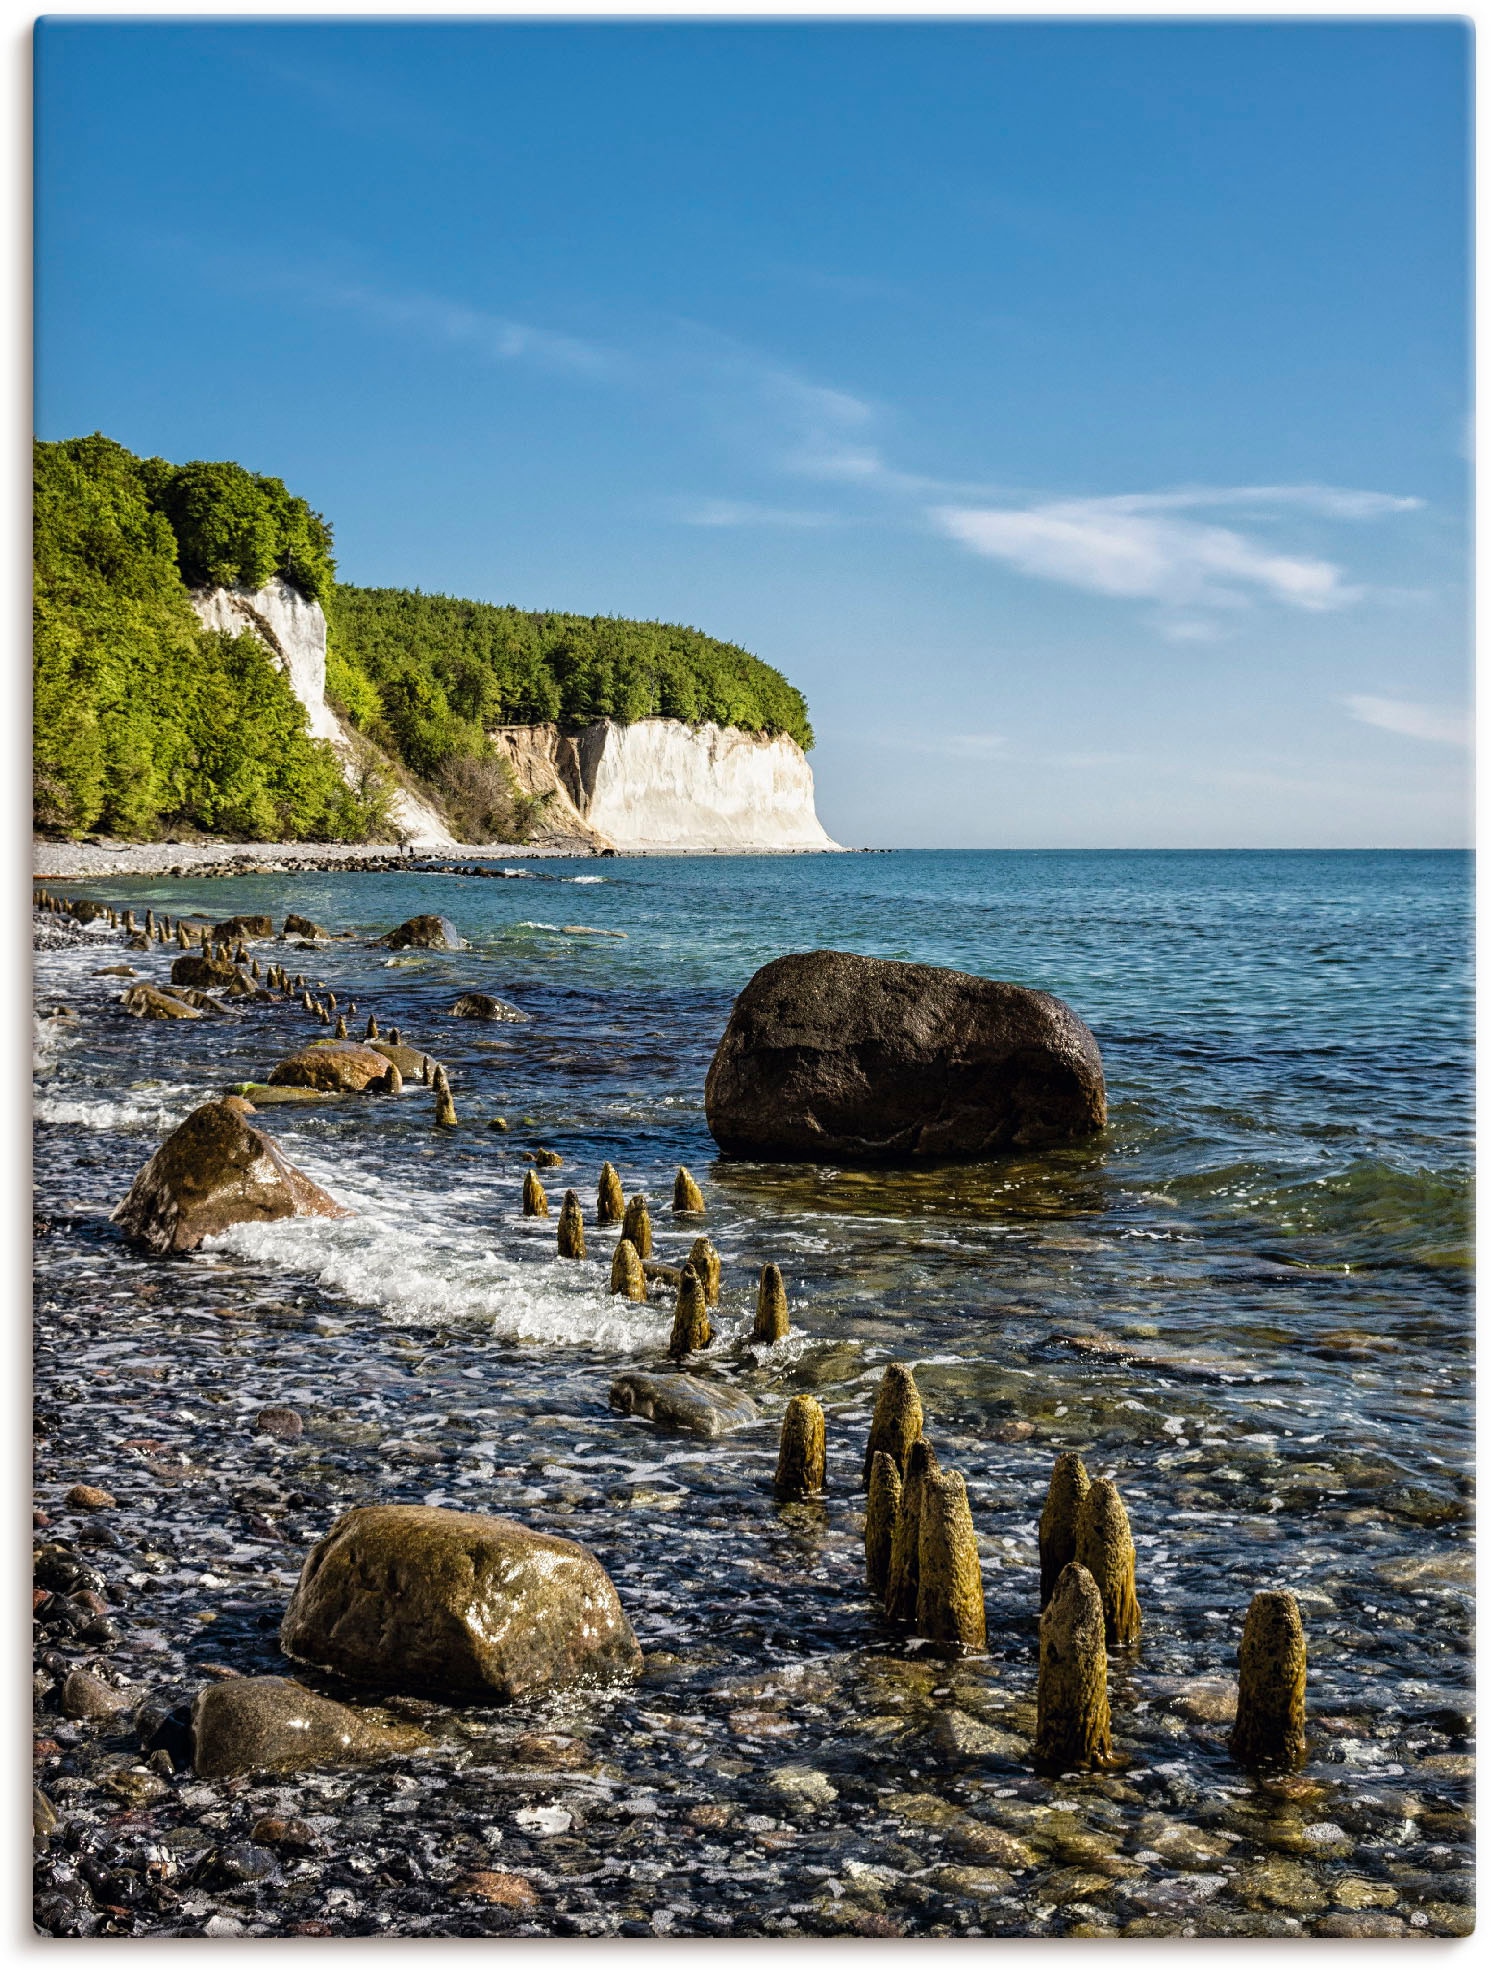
<box><xmin>32</xmin><ymin>848</ymin><xmax>1474</xmax><ymax>1938</ymax></box>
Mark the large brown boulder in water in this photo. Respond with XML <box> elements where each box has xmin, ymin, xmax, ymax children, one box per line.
<box><xmin>112</xmin><ymin>1098</ymin><xmax>349</xmax><ymax>1254</ymax></box>
<box><xmin>214</xmin><ymin>914</ymin><xmax>273</xmax><ymax>941</ymax></box>
<box><xmin>381</xmin><ymin>914</ymin><xmax>465</xmax><ymax>951</ymax></box>
<box><xmin>170</xmin><ymin>951</ymin><xmax>240</xmax><ymax>989</ymax></box>
<box><xmin>268</xmin><ymin>1042</ymin><xmax>394</xmax><ymax>1093</ymax></box>
<box><xmin>191</xmin><ymin>1676</ymin><xmax>429</xmax><ymax>1779</ymax></box>
<box><xmin>705</xmin><ymin>950</ymin><xmax>1106</xmax><ymax>1162</ymax></box>
<box><xmin>280</xmin><ymin>1504</ymin><xmax>642</xmax><ymax>1702</ymax></box>
<box><xmin>121</xmin><ymin>983</ymin><xmax>202</xmax><ymax>1021</ymax></box>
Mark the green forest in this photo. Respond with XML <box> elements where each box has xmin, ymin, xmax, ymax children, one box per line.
<box><xmin>33</xmin><ymin>434</ymin><xmax>814</xmax><ymax>842</ymax></box>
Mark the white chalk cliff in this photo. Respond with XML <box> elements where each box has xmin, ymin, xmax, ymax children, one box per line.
<box><xmin>190</xmin><ymin>578</ymin><xmax>838</xmax><ymax>852</ymax></box>
<box><xmin>490</xmin><ymin>719</ymin><xmax>840</xmax><ymax>852</ymax></box>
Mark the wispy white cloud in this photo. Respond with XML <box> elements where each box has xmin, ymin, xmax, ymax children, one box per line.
<box><xmin>669</xmin><ymin>498</ymin><xmax>840</xmax><ymax>529</ymax></box>
<box><xmin>1345</xmin><ymin>695</ymin><xmax>1471</xmax><ymax>746</ymax></box>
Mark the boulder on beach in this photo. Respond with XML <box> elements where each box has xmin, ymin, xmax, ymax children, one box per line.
<box><xmin>214</xmin><ymin>914</ymin><xmax>273</xmax><ymax>941</ymax></box>
<box><xmin>268</xmin><ymin>1042</ymin><xmax>395</xmax><ymax>1093</ymax></box>
<box><xmin>112</xmin><ymin>1097</ymin><xmax>350</xmax><ymax>1255</ymax></box>
<box><xmin>609</xmin><ymin>1372</ymin><xmax>760</xmax><ymax>1438</ymax></box>
<box><xmin>282</xmin><ymin>913</ymin><xmax>329</xmax><ymax>940</ymax></box>
<box><xmin>122</xmin><ymin>983</ymin><xmax>202</xmax><ymax>1021</ymax></box>
<box><xmin>279</xmin><ymin>1503</ymin><xmax>642</xmax><ymax>1702</ymax></box>
<box><xmin>191</xmin><ymin>1676</ymin><xmax>429</xmax><ymax>1779</ymax></box>
<box><xmin>451</xmin><ymin>991</ymin><xmax>530</xmax><ymax>1022</ymax></box>
<box><xmin>381</xmin><ymin>914</ymin><xmax>465</xmax><ymax>951</ymax></box>
<box><xmin>369</xmin><ymin>1041</ymin><xmax>429</xmax><ymax>1079</ymax></box>
<box><xmin>170</xmin><ymin>951</ymin><xmax>240</xmax><ymax>990</ymax></box>
<box><xmin>705</xmin><ymin>950</ymin><xmax>1106</xmax><ymax>1162</ymax></box>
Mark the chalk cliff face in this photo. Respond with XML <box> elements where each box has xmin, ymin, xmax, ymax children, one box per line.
<box><xmin>490</xmin><ymin>718</ymin><xmax>840</xmax><ymax>852</ymax></box>
<box><xmin>188</xmin><ymin>580</ymin><xmax>457</xmax><ymax>848</ymax></box>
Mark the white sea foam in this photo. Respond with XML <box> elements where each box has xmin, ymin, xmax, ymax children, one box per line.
<box><xmin>568</xmin><ymin>875</ymin><xmax>605</xmax><ymax>884</ymax></box>
<box><xmin>34</xmin><ymin>1092</ymin><xmax>190</xmax><ymax>1132</ymax></box>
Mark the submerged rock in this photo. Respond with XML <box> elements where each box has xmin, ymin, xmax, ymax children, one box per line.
<box><xmin>215</xmin><ymin>914</ymin><xmax>273</xmax><ymax>941</ymax></box>
<box><xmin>170</xmin><ymin>951</ymin><xmax>240</xmax><ymax>990</ymax></box>
<box><xmin>451</xmin><ymin>991</ymin><xmax>529</xmax><ymax>1022</ymax></box>
<box><xmin>280</xmin><ymin>1503</ymin><xmax>642</xmax><ymax>1701</ymax></box>
<box><xmin>191</xmin><ymin>1675</ymin><xmax>429</xmax><ymax>1778</ymax></box>
<box><xmin>282</xmin><ymin>913</ymin><xmax>328</xmax><ymax>939</ymax></box>
<box><xmin>705</xmin><ymin>950</ymin><xmax>1106</xmax><ymax>1161</ymax></box>
<box><xmin>112</xmin><ymin>1098</ymin><xmax>349</xmax><ymax>1255</ymax></box>
<box><xmin>370</xmin><ymin>1041</ymin><xmax>429</xmax><ymax>1079</ymax></box>
<box><xmin>268</xmin><ymin>1042</ymin><xmax>394</xmax><ymax>1093</ymax></box>
<box><xmin>381</xmin><ymin>915</ymin><xmax>466</xmax><ymax>951</ymax></box>
<box><xmin>609</xmin><ymin>1372</ymin><xmax>759</xmax><ymax>1437</ymax></box>
<box><xmin>122</xmin><ymin>983</ymin><xmax>202</xmax><ymax>1021</ymax></box>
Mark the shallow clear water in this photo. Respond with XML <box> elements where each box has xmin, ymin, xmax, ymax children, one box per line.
<box><xmin>33</xmin><ymin>851</ymin><xmax>1473</xmax><ymax>1937</ymax></box>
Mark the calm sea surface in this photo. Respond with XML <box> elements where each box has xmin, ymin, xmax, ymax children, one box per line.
<box><xmin>32</xmin><ymin>849</ymin><xmax>1473</xmax><ymax>1937</ymax></box>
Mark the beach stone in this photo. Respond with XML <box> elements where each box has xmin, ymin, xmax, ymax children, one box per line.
<box><xmin>932</xmin><ymin>1710</ymin><xmax>1026</xmax><ymax>1762</ymax></box>
<box><xmin>64</xmin><ymin>1484</ymin><xmax>116</xmax><ymax>1511</ymax></box>
<box><xmin>112</xmin><ymin>1097</ymin><xmax>350</xmax><ymax>1255</ymax></box>
<box><xmin>1172</xmin><ymin>1677</ymin><xmax>1238</xmax><ymax>1725</ymax></box>
<box><xmin>122</xmin><ymin>983</ymin><xmax>202</xmax><ymax>1021</ymax></box>
<box><xmin>381</xmin><ymin>914</ymin><xmax>465</xmax><ymax>950</ymax></box>
<box><xmin>215</xmin><ymin>914</ymin><xmax>272</xmax><ymax>940</ymax></box>
<box><xmin>191</xmin><ymin>1674</ymin><xmax>430</xmax><ymax>1778</ymax></box>
<box><xmin>170</xmin><ymin>951</ymin><xmax>240</xmax><ymax>989</ymax></box>
<box><xmin>451</xmin><ymin>1870</ymin><xmax>540</xmax><ymax>1909</ymax></box>
<box><xmin>268</xmin><ymin>1042</ymin><xmax>394</xmax><ymax>1093</ymax></box>
<box><xmin>451</xmin><ymin>992</ymin><xmax>529</xmax><ymax>1021</ymax></box>
<box><xmin>933</xmin><ymin>1864</ymin><xmax>1017</xmax><ymax>1900</ymax></box>
<box><xmin>254</xmin><ymin>1405</ymin><xmax>304</xmax><ymax>1441</ymax></box>
<box><xmin>283</xmin><ymin>914</ymin><xmax>328</xmax><ymax>939</ymax></box>
<box><xmin>33</xmin><ymin>1788</ymin><xmax>57</xmax><ymax>1838</ymax></box>
<box><xmin>228</xmin><ymin>1082</ymin><xmax>333</xmax><ymax>1107</ymax></box>
<box><xmin>61</xmin><ymin>1667</ymin><xmax>130</xmax><ymax>1721</ymax></box>
<box><xmin>1233</xmin><ymin>1856</ymin><xmax>1327</xmax><ymax>1913</ymax></box>
<box><xmin>609</xmin><ymin>1372</ymin><xmax>759</xmax><ymax>1437</ymax></box>
<box><xmin>370</xmin><ymin>1042</ymin><xmax>427</xmax><ymax>1080</ymax></box>
<box><xmin>280</xmin><ymin>1503</ymin><xmax>643</xmax><ymax>1701</ymax></box>
<box><xmin>1315</xmin><ymin>1911</ymin><xmax>1408</xmax><ymax>1937</ymax></box>
<box><xmin>705</xmin><ymin>950</ymin><xmax>1106</xmax><ymax>1160</ymax></box>
<box><xmin>249</xmin><ymin>1815</ymin><xmax>320</xmax><ymax>1852</ymax></box>
<box><xmin>1332</xmin><ymin>1878</ymin><xmax>1399</xmax><ymax>1911</ymax></box>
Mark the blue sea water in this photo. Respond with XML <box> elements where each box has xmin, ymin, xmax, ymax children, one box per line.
<box><xmin>32</xmin><ymin>848</ymin><xmax>1474</xmax><ymax>1935</ymax></box>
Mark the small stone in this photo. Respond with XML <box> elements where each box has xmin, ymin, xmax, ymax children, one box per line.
<box><xmin>863</xmin><ymin>1364</ymin><xmax>923</xmax><ymax>1487</ymax></box>
<box><xmin>1315</xmin><ymin>1912</ymin><xmax>1407</xmax><ymax>1938</ymax></box>
<box><xmin>530</xmin><ymin>1148</ymin><xmax>563</xmax><ymax>1168</ymax></box>
<box><xmin>753</xmin><ymin>1263</ymin><xmax>789</xmax><ymax>1343</ymax></box>
<box><xmin>1231</xmin><ymin>1589</ymin><xmax>1307</xmax><ymax>1771</ymax></box>
<box><xmin>64</xmin><ymin>1484</ymin><xmax>116</xmax><ymax>1511</ymax></box>
<box><xmin>1033</xmin><ymin>1561</ymin><xmax>1112</xmax><ymax>1774</ymax></box>
<box><xmin>597</xmin><ymin>1163</ymin><xmax>625</xmax><ymax>1224</ymax></box>
<box><xmin>668</xmin><ymin>1265</ymin><xmax>711</xmax><ymax>1359</ymax></box>
<box><xmin>609</xmin><ymin>1237</ymin><xmax>646</xmax><ymax>1302</ymax></box>
<box><xmin>672</xmin><ymin>1166</ymin><xmax>705</xmax><ymax>1213</ymax></box>
<box><xmin>557</xmin><ymin>1190</ymin><xmax>586</xmax><ymax>1259</ymax></box>
<box><xmin>774</xmin><ymin>1394</ymin><xmax>826</xmax><ymax>1501</ymax></box>
<box><xmin>688</xmin><ymin>1236</ymin><xmax>721</xmax><ymax>1306</ymax></box>
<box><xmin>33</xmin><ymin>1787</ymin><xmax>57</xmax><ymax>1837</ymax></box>
<box><xmin>523</xmin><ymin>1170</ymin><xmax>549</xmax><ymax>1217</ymax></box>
<box><xmin>60</xmin><ymin>1668</ymin><xmax>129</xmax><ymax>1721</ymax></box>
<box><xmin>451</xmin><ymin>1870</ymin><xmax>539</xmax><ymax>1908</ymax></box>
<box><xmin>621</xmin><ymin>1194</ymin><xmax>653</xmax><ymax>1260</ymax></box>
<box><xmin>1038</xmin><ymin>1451</ymin><xmax>1090</xmax><ymax>1608</ymax></box>
<box><xmin>608</xmin><ymin>1372</ymin><xmax>759</xmax><ymax>1437</ymax></box>
<box><xmin>865</xmin><ymin>1449</ymin><xmax>902</xmax><ymax>1596</ymax></box>
<box><xmin>933</xmin><ymin>1864</ymin><xmax>1016</xmax><ymax>1899</ymax></box>
<box><xmin>254</xmin><ymin>1405</ymin><xmax>304</xmax><ymax>1442</ymax></box>
<box><xmin>1233</xmin><ymin>1856</ymin><xmax>1327</xmax><ymax>1914</ymax></box>
<box><xmin>250</xmin><ymin>1815</ymin><xmax>321</xmax><ymax>1852</ymax></box>
<box><xmin>1075</xmin><ymin>1477</ymin><xmax>1141</xmax><ymax>1645</ymax></box>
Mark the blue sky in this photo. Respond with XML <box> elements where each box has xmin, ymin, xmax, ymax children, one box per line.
<box><xmin>35</xmin><ymin>17</ymin><xmax>1471</xmax><ymax>847</ymax></box>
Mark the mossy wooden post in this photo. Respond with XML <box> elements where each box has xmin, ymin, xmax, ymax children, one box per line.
<box><xmin>334</xmin><ymin>1013</ymin><xmax>348</xmax><ymax>1039</ymax></box>
<box><xmin>420</xmin><ymin>1056</ymin><xmax>433</xmax><ymax>1086</ymax></box>
<box><xmin>916</xmin><ymin>1468</ymin><xmax>987</xmax><ymax>1649</ymax></box>
<box><xmin>557</xmin><ymin>1190</ymin><xmax>586</xmax><ymax>1259</ymax></box>
<box><xmin>434</xmin><ymin>1086</ymin><xmax>458</xmax><ymax>1127</ymax></box>
<box><xmin>622</xmin><ymin>1194</ymin><xmax>653</xmax><ymax>1261</ymax></box>
<box><xmin>673</xmin><ymin>1166</ymin><xmax>705</xmax><ymax>1213</ymax></box>
<box><xmin>753</xmin><ymin>1262</ymin><xmax>789</xmax><ymax>1343</ymax></box>
<box><xmin>389</xmin><ymin>1026</ymin><xmax>401</xmax><ymax>1045</ymax></box>
<box><xmin>1230</xmin><ymin>1590</ymin><xmax>1307</xmax><ymax>1771</ymax></box>
<box><xmin>318</xmin><ymin>1001</ymin><xmax>331</xmax><ymax>1024</ymax></box>
<box><xmin>863</xmin><ymin>1363</ymin><xmax>923</xmax><ymax>1487</ymax></box>
<box><xmin>1075</xmin><ymin>1477</ymin><xmax>1141</xmax><ymax>1646</ymax></box>
<box><xmin>885</xmin><ymin>1438</ymin><xmax>939</xmax><ymax>1622</ymax></box>
<box><xmin>1034</xmin><ymin>1562</ymin><xmax>1112</xmax><ymax>1774</ymax></box>
<box><xmin>383</xmin><ymin>1061</ymin><xmax>404</xmax><ymax>1095</ymax></box>
<box><xmin>865</xmin><ymin>1449</ymin><xmax>902</xmax><ymax>1597</ymax></box>
<box><xmin>366</xmin><ymin>1013</ymin><xmax>379</xmax><ymax>1040</ymax></box>
<box><xmin>610</xmin><ymin>1236</ymin><xmax>645</xmax><ymax>1301</ymax></box>
<box><xmin>688</xmin><ymin>1237</ymin><xmax>721</xmax><ymax>1307</ymax></box>
<box><xmin>774</xmin><ymin>1395</ymin><xmax>826</xmax><ymax>1501</ymax></box>
<box><xmin>597</xmin><ymin>1163</ymin><xmax>625</xmax><ymax>1225</ymax></box>
<box><xmin>668</xmin><ymin>1264</ymin><xmax>711</xmax><ymax>1359</ymax></box>
<box><xmin>176</xmin><ymin>924</ymin><xmax>190</xmax><ymax>949</ymax></box>
<box><xmin>523</xmin><ymin>1170</ymin><xmax>549</xmax><ymax>1217</ymax></box>
<box><xmin>1039</xmin><ymin>1452</ymin><xmax>1091</xmax><ymax>1609</ymax></box>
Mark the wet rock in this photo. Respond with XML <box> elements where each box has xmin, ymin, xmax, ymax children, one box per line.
<box><xmin>673</xmin><ymin>1167</ymin><xmax>705</xmax><ymax>1213</ymax></box>
<box><xmin>774</xmin><ymin>1394</ymin><xmax>826</xmax><ymax>1501</ymax></box>
<box><xmin>1170</xmin><ymin>1677</ymin><xmax>1237</xmax><ymax>1725</ymax></box>
<box><xmin>915</xmin><ymin>1468</ymin><xmax>986</xmax><ymax>1648</ymax></box>
<box><xmin>1034</xmin><ymin>1562</ymin><xmax>1112</xmax><ymax>1774</ymax></box>
<box><xmin>1075</xmin><ymin>1477</ymin><xmax>1141</xmax><ymax>1646</ymax></box>
<box><xmin>33</xmin><ymin>1787</ymin><xmax>58</xmax><ymax>1838</ymax></box>
<box><xmin>1230</xmin><ymin>1590</ymin><xmax>1307</xmax><ymax>1771</ymax></box>
<box><xmin>863</xmin><ymin>1364</ymin><xmax>923</xmax><ymax>1487</ymax></box>
<box><xmin>451</xmin><ymin>1870</ymin><xmax>540</xmax><ymax>1908</ymax></box>
<box><xmin>64</xmin><ymin>1484</ymin><xmax>117</xmax><ymax>1511</ymax></box>
<box><xmin>621</xmin><ymin>1194</ymin><xmax>653</xmax><ymax>1260</ymax></box>
<box><xmin>597</xmin><ymin>1163</ymin><xmax>624</xmax><ymax>1224</ymax></box>
<box><xmin>254</xmin><ymin>1405</ymin><xmax>304</xmax><ymax>1442</ymax></box>
<box><xmin>451</xmin><ymin>992</ymin><xmax>529</xmax><ymax>1022</ymax></box>
<box><xmin>952</xmin><ymin>1819</ymin><xmax>1037</xmax><ymax>1868</ymax></box>
<box><xmin>1232</xmin><ymin>1856</ymin><xmax>1327</xmax><ymax>1914</ymax></box>
<box><xmin>249</xmin><ymin>1815</ymin><xmax>320</xmax><ymax>1853</ymax></box>
<box><xmin>705</xmin><ymin>950</ymin><xmax>1106</xmax><ymax>1160</ymax></box>
<box><xmin>283</xmin><ymin>914</ymin><xmax>328</xmax><ymax>939</ymax></box>
<box><xmin>885</xmin><ymin>1438</ymin><xmax>938</xmax><ymax>1622</ymax></box>
<box><xmin>190</xmin><ymin>1675</ymin><xmax>430</xmax><ymax>1778</ymax></box>
<box><xmin>1315</xmin><ymin>1911</ymin><xmax>1408</xmax><ymax>1937</ymax></box>
<box><xmin>688</xmin><ymin>1236</ymin><xmax>721</xmax><ymax>1306</ymax></box>
<box><xmin>557</xmin><ymin>1191</ymin><xmax>586</xmax><ymax>1259</ymax></box>
<box><xmin>112</xmin><ymin>1098</ymin><xmax>350</xmax><ymax>1255</ymax></box>
<box><xmin>768</xmin><ymin>1764</ymin><xmax>838</xmax><ymax>1808</ymax></box>
<box><xmin>280</xmin><ymin>1502</ymin><xmax>643</xmax><ymax>1701</ymax></box>
<box><xmin>170</xmin><ymin>951</ymin><xmax>240</xmax><ymax>990</ymax></box>
<box><xmin>268</xmin><ymin>1043</ymin><xmax>394</xmax><ymax>1094</ymax></box>
<box><xmin>609</xmin><ymin>1237</ymin><xmax>645</xmax><ymax>1302</ymax></box>
<box><xmin>932</xmin><ymin>1710</ymin><xmax>1026</xmax><ymax>1762</ymax></box>
<box><xmin>609</xmin><ymin>1373</ymin><xmax>759</xmax><ymax>1437</ymax></box>
<box><xmin>1038</xmin><ymin>1451</ymin><xmax>1090</xmax><ymax>1609</ymax></box>
<box><xmin>215</xmin><ymin>914</ymin><xmax>272</xmax><ymax>940</ymax></box>
<box><xmin>865</xmin><ymin>1450</ymin><xmax>901</xmax><ymax>1596</ymax></box>
<box><xmin>381</xmin><ymin>915</ymin><xmax>465</xmax><ymax>951</ymax></box>
<box><xmin>644</xmin><ymin>1261</ymin><xmax>681</xmax><ymax>1289</ymax></box>
<box><xmin>122</xmin><ymin>983</ymin><xmax>202</xmax><ymax>1021</ymax></box>
<box><xmin>227</xmin><ymin>1082</ymin><xmax>333</xmax><ymax>1106</ymax></box>
<box><xmin>668</xmin><ymin>1265</ymin><xmax>712</xmax><ymax>1360</ymax></box>
<box><xmin>369</xmin><ymin>1041</ymin><xmax>427</xmax><ymax>1080</ymax></box>
<box><xmin>933</xmin><ymin>1864</ymin><xmax>1017</xmax><ymax>1900</ymax></box>
<box><xmin>523</xmin><ymin>1170</ymin><xmax>548</xmax><ymax>1217</ymax></box>
<box><xmin>1332</xmin><ymin>1878</ymin><xmax>1399</xmax><ymax>1911</ymax></box>
<box><xmin>61</xmin><ymin>1667</ymin><xmax>130</xmax><ymax>1721</ymax></box>
<box><xmin>753</xmin><ymin>1263</ymin><xmax>789</xmax><ymax>1343</ymax></box>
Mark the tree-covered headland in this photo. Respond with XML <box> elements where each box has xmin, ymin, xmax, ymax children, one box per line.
<box><xmin>33</xmin><ymin>434</ymin><xmax>814</xmax><ymax>843</ymax></box>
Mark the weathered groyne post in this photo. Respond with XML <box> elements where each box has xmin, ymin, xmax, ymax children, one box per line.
<box><xmin>1075</xmin><ymin>1477</ymin><xmax>1141</xmax><ymax>1645</ymax></box>
<box><xmin>774</xmin><ymin>1395</ymin><xmax>826</xmax><ymax>1501</ymax></box>
<box><xmin>753</xmin><ymin>1263</ymin><xmax>789</xmax><ymax>1343</ymax></box>
<box><xmin>865</xmin><ymin>1450</ymin><xmax>902</xmax><ymax>1596</ymax></box>
<box><xmin>668</xmin><ymin>1265</ymin><xmax>711</xmax><ymax>1359</ymax></box>
<box><xmin>597</xmin><ymin>1163</ymin><xmax>625</xmax><ymax>1225</ymax></box>
<box><xmin>915</xmin><ymin>1468</ymin><xmax>987</xmax><ymax>1649</ymax></box>
<box><xmin>1034</xmin><ymin>1562</ymin><xmax>1112</xmax><ymax>1774</ymax></box>
<box><xmin>863</xmin><ymin>1364</ymin><xmax>923</xmax><ymax>1486</ymax></box>
<box><xmin>621</xmin><ymin>1194</ymin><xmax>653</xmax><ymax>1260</ymax></box>
<box><xmin>557</xmin><ymin>1190</ymin><xmax>586</xmax><ymax>1259</ymax></box>
<box><xmin>885</xmin><ymin>1437</ymin><xmax>938</xmax><ymax>1622</ymax></box>
<box><xmin>432</xmin><ymin>1065</ymin><xmax>457</xmax><ymax>1128</ymax></box>
<box><xmin>1039</xmin><ymin>1452</ymin><xmax>1091</xmax><ymax>1609</ymax></box>
<box><xmin>1230</xmin><ymin>1589</ymin><xmax>1307</xmax><ymax>1771</ymax></box>
<box><xmin>610</xmin><ymin>1237</ymin><xmax>645</xmax><ymax>1301</ymax></box>
<box><xmin>688</xmin><ymin>1237</ymin><xmax>721</xmax><ymax>1307</ymax></box>
<box><xmin>673</xmin><ymin>1167</ymin><xmax>705</xmax><ymax>1213</ymax></box>
<box><xmin>523</xmin><ymin>1170</ymin><xmax>548</xmax><ymax>1217</ymax></box>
